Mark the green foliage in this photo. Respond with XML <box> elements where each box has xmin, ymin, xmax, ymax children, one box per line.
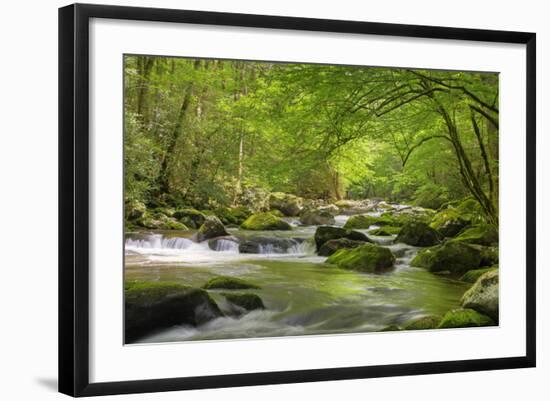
<box><xmin>124</xmin><ymin>55</ymin><xmax>499</xmax><ymax>224</ymax></box>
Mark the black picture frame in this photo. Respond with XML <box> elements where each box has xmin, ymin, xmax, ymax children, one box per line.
<box><xmin>59</xmin><ymin>3</ymin><xmax>536</xmax><ymax>397</ymax></box>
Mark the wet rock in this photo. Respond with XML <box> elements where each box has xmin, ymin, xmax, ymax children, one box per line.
<box><xmin>195</xmin><ymin>215</ymin><xmax>229</xmax><ymax>242</ymax></box>
<box><xmin>461</xmin><ymin>269</ymin><xmax>499</xmax><ymax>322</ymax></box>
<box><xmin>125</xmin><ymin>281</ymin><xmax>222</xmax><ymax>342</ymax></box>
<box><xmin>369</xmin><ymin>226</ymin><xmax>401</xmax><ymax>236</ymax></box>
<box><xmin>344</xmin><ymin>214</ymin><xmax>389</xmax><ymax>229</ymax></box>
<box><xmin>223</xmin><ymin>292</ymin><xmax>265</xmax><ymax>311</ymax></box>
<box><xmin>318</xmin><ymin>238</ymin><xmax>366</xmax><ymax>256</ymax></box>
<box><xmin>327</xmin><ymin>243</ymin><xmax>395</xmax><ymax>273</ymax></box>
<box><xmin>207</xmin><ymin>236</ymin><xmax>239</xmax><ymax>251</ymax></box>
<box><xmin>240</xmin><ymin>212</ymin><xmax>292</xmax><ymax>231</ymax></box>
<box><xmin>395</xmin><ymin>221</ymin><xmax>441</xmax><ymax>247</ymax></box>
<box><xmin>314</xmin><ymin>226</ymin><xmax>369</xmax><ymax>250</ymax></box>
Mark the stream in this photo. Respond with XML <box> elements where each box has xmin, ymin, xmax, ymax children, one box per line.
<box><xmin>125</xmin><ymin>213</ymin><xmax>468</xmax><ymax>343</ymax></box>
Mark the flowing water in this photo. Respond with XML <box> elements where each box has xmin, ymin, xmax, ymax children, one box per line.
<box><xmin>125</xmin><ymin>214</ymin><xmax>468</xmax><ymax>343</ymax></box>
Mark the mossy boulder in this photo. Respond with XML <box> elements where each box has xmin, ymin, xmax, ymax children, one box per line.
<box><xmin>137</xmin><ymin>212</ymin><xmax>189</xmax><ymax>230</ymax></box>
<box><xmin>327</xmin><ymin>243</ymin><xmax>395</xmax><ymax>273</ymax></box>
<box><xmin>203</xmin><ymin>276</ymin><xmax>260</xmax><ymax>290</ymax></box>
<box><xmin>125</xmin><ymin>281</ymin><xmax>222</xmax><ymax>342</ymax></box>
<box><xmin>318</xmin><ymin>238</ymin><xmax>366</xmax><ymax>257</ymax></box>
<box><xmin>460</xmin><ymin>266</ymin><xmax>498</xmax><ymax>283</ymax></box>
<box><xmin>240</xmin><ymin>212</ymin><xmax>292</xmax><ymax>231</ymax></box>
<box><xmin>477</xmin><ymin>246</ymin><xmax>499</xmax><ymax>266</ymax></box>
<box><xmin>437</xmin><ymin>308</ymin><xmax>494</xmax><ymax>329</ymax></box>
<box><xmin>410</xmin><ymin>246</ymin><xmax>438</xmax><ymax>268</ymax></box>
<box><xmin>461</xmin><ymin>269</ymin><xmax>499</xmax><ymax>322</ymax></box>
<box><xmin>403</xmin><ymin>315</ymin><xmax>441</xmax><ymax>330</ymax></box>
<box><xmin>299</xmin><ymin>208</ymin><xmax>335</xmax><ymax>226</ymax></box>
<box><xmin>268</xmin><ymin>209</ymin><xmax>285</xmax><ymax>217</ymax></box>
<box><xmin>268</xmin><ymin>192</ymin><xmax>303</xmax><ymax>216</ymax></box>
<box><xmin>214</xmin><ymin>206</ymin><xmax>252</xmax><ymax>226</ymax></box>
<box><xmin>454</xmin><ymin>224</ymin><xmax>499</xmax><ymax>246</ymax></box>
<box><xmin>173</xmin><ymin>208</ymin><xmax>206</xmax><ymax>229</ymax></box>
<box><xmin>430</xmin><ymin>208</ymin><xmax>470</xmax><ymax>237</ymax></box>
<box><xmin>223</xmin><ymin>293</ymin><xmax>265</xmax><ymax>311</ymax></box>
<box><xmin>195</xmin><ymin>216</ymin><xmax>229</xmax><ymax>242</ymax></box>
<box><xmin>125</xmin><ymin>199</ymin><xmax>147</xmax><ymax>220</ymax></box>
<box><xmin>395</xmin><ymin>221</ymin><xmax>441</xmax><ymax>247</ymax></box>
<box><xmin>314</xmin><ymin>226</ymin><xmax>369</xmax><ymax>250</ymax></box>
<box><xmin>422</xmin><ymin>241</ymin><xmax>482</xmax><ymax>274</ymax></box>
<box><xmin>369</xmin><ymin>226</ymin><xmax>401</xmax><ymax>236</ymax></box>
<box><xmin>344</xmin><ymin>215</ymin><xmax>388</xmax><ymax>229</ymax></box>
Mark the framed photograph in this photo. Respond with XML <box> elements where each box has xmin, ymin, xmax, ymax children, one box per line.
<box><xmin>59</xmin><ymin>3</ymin><xmax>536</xmax><ymax>397</ymax></box>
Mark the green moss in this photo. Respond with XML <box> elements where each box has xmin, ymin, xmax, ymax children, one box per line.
<box><xmin>318</xmin><ymin>238</ymin><xmax>366</xmax><ymax>256</ymax></box>
<box><xmin>429</xmin><ymin>208</ymin><xmax>470</xmax><ymax>237</ymax></box>
<box><xmin>454</xmin><ymin>224</ymin><xmax>499</xmax><ymax>246</ymax></box>
<box><xmin>240</xmin><ymin>212</ymin><xmax>292</xmax><ymax>230</ymax></box>
<box><xmin>203</xmin><ymin>276</ymin><xmax>261</xmax><ymax>290</ymax></box>
<box><xmin>403</xmin><ymin>315</ymin><xmax>441</xmax><ymax>330</ymax></box>
<box><xmin>214</xmin><ymin>206</ymin><xmax>252</xmax><ymax>225</ymax></box>
<box><xmin>173</xmin><ymin>208</ymin><xmax>206</xmax><ymax>228</ymax></box>
<box><xmin>410</xmin><ymin>246</ymin><xmax>437</xmax><ymax>268</ymax></box>
<box><xmin>125</xmin><ymin>281</ymin><xmax>193</xmax><ymax>302</ymax></box>
<box><xmin>343</xmin><ymin>215</ymin><xmax>381</xmax><ymax>229</ymax></box>
<box><xmin>395</xmin><ymin>221</ymin><xmax>441</xmax><ymax>247</ymax></box>
<box><xmin>437</xmin><ymin>308</ymin><xmax>495</xmax><ymax>329</ymax></box>
<box><xmin>222</xmin><ymin>293</ymin><xmax>265</xmax><ymax>310</ymax></box>
<box><xmin>460</xmin><ymin>266</ymin><xmax>498</xmax><ymax>283</ymax></box>
<box><xmin>268</xmin><ymin>209</ymin><xmax>285</xmax><ymax>217</ymax></box>
<box><xmin>425</xmin><ymin>241</ymin><xmax>482</xmax><ymax>274</ymax></box>
<box><xmin>369</xmin><ymin>226</ymin><xmax>401</xmax><ymax>236</ymax></box>
<box><xmin>327</xmin><ymin>243</ymin><xmax>395</xmax><ymax>273</ymax></box>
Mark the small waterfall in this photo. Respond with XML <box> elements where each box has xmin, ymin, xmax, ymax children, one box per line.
<box><xmin>213</xmin><ymin>238</ymin><xmax>239</xmax><ymax>252</ymax></box>
<box><xmin>125</xmin><ymin>234</ymin><xmax>193</xmax><ymax>250</ymax></box>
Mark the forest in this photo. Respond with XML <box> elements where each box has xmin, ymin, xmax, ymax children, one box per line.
<box><xmin>124</xmin><ymin>55</ymin><xmax>499</xmax><ymax>343</ymax></box>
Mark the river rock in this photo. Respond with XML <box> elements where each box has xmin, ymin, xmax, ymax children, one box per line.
<box><xmin>213</xmin><ymin>206</ymin><xmax>252</xmax><ymax>226</ymax></box>
<box><xmin>334</xmin><ymin>199</ymin><xmax>374</xmax><ymax>215</ymax></box>
<box><xmin>299</xmin><ymin>208</ymin><xmax>335</xmax><ymax>225</ymax></box>
<box><xmin>268</xmin><ymin>192</ymin><xmax>303</xmax><ymax>216</ymax></box>
<box><xmin>437</xmin><ymin>308</ymin><xmax>494</xmax><ymax>329</ymax></box>
<box><xmin>314</xmin><ymin>226</ymin><xmax>369</xmax><ymax>250</ymax></box>
<box><xmin>369</xmin><ymin>226</ymin><xmax>401</xmax><ymax>236</ymax></box>
<box><xmin>461</xmin><ymin>269</ymin><xmax>499</xmax><ymax>322</ymax></box>
<box><xmin>195</xmin><ymin>215</ymin><xmax>229</xmax><ymax>242</ymax></box>
<box><xmin>173</xmin><ymin>208</ymin><xmax>206</xmax><ymax>229</ymax></box>
<box><xmin>420</xmin><ymin>240</ymin><xmax>482</xmax><ymax>274</ymax></box>
<box><xmin>240</xmin><ymin>212</ymin><xmax>292</xmax><ymax>230</ymax></box>
<box><xmin>125</xmin><ymin>281</ymin><xmax>222</xmax><ymax>342</ymax></box>
<box><xmin>429</xmin><ymin>208</ymin><xmax>470</xmax><ymax>237</ymax></box>
<box><xmin>203</xmin><ymin>276</ymin><xmax>261</xmax><ymax>290</ymax></box>
<box><xmin>222</xmin><ymin>292</ymin><xmax>265</xmax><ymax>311</ymax></box>
<box><xmin>238</xmin><ymin>237</ymin><xmax>303</xmax><ymax>254</ymax></box>
<box><xmin>395</xmin><ymin>221</ymin><xmax>441</xmax><ymax>247</ymax></box>
<box><xmin>327</xmin><ymin>243</ymin><xmax>395</xmax><ymax>273</ymax></box>
<box><xmin>343</xmin><ymin>215</ymin><xmax>383</xmax><ymax>229</ymax></box>
<box><xmin>454</xmin><ymin>224</ymin><xmax>499</xmax><ymax>246</ymax></box>
<box><xmin>318</xmin><ymin>238</ymin><xmax>366</xmax><ymax>256</ymax></box>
